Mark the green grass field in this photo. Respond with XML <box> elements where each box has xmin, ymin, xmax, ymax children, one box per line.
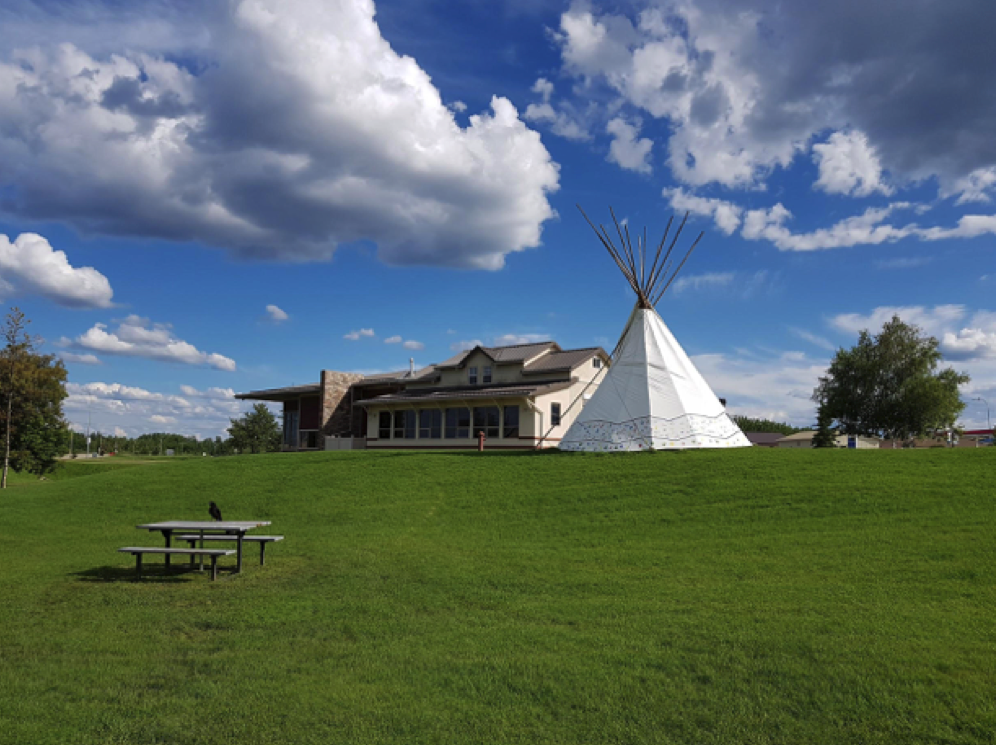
<box><xmin>1</xmin><ymin>449</ymin><xmax>994</xmax><ymax>744</ymax></box>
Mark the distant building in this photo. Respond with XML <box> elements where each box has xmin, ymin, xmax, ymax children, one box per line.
<box><xmin>775</xmin><ymin>431</ymin><xmax>880</xmax><ymax>449</ymax></box>
<box><xmin>744</xmin><ymin>432</ymin><xmax>783</xmax><ymax>447</ymax></box>
<box><xmin>235</xmin><ymin>341</ymin><xmax>610</xmax><ymax>451</ymax></box>
<box><xmin>880</xmin><ymin>429</ymin><xmax>994</xmax><ymax>448</ymax></box>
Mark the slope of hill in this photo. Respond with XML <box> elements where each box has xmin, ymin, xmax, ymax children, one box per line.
<box><xmin>1</xmin><ymin>449</ymin><xmax>993</xmax><ymax>744</ymax></box>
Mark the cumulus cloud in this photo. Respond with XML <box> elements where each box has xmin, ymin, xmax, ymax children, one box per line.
<box><xmin>606</xmin><ymin>117</ymin><xmax>653</xmax><ymax>174</ymax></box>
<box><xmin>265</xmin><ymin>304</ymin><xmax>288</xmax><ymax>322</ymax></box>
<box><xmin>663</xmin><ymin>187</ymin><xmax>742</xmax><ymax>235</ymax></box>
<box><xmin>741</xmin><ymin>203</ymin><xmax>919</xmax><ymax>251</ymax></box>
<box><xmin>493</xmin><ymin>333</ymin><xmax>549</xmax><ymax>346</ymax></box>
<box><xmin>0</xmin><ymin>233</ymin><xmax>113</xmax><ymax>308</ymax></box>
<box><xmin>344</xmin><ymin>328</ymin><xmax>375</xmax><ymax>341</ymax></box>
<box><xmin>0</xmin><ymin>0</ymin><xmax>559</xmax><ymax>270</ymax></box>
<box><xmin>65</xmin><ymin>380</ymin><xmax>255</xmax><ymax>439</ymax></box>
<box><xmin>942</xmin><ymin>167</ymin><xmax>996</xmax><ymax>205</ymax></box>
<box><xmin>451</xmin><ymin>339</ymin><xmax>483</xmax><ymax>352</ymax></box>
<box><xmin>402</xmin><ymin>340</ymin><xmax>424</xmax><ymax>350</ymax></box>
<box><xmin>384</xmin><ymin>336</ymin><xmax>402</xmax><ymax>344</ymax></box>
<box><xmin>549</xmin><ymin>0</ymin><xmax>996</xmax><ymax>195</ymax></box>
<box><xmin>69</xmin><ymin>315</ymin><xmax>236</xmax><ymax>370</ymax></box>
<box><xmin>829</xmin><ymin>304</ymin><xmax>966</xmax><ymax>337</ymax></box>
<box><xmin>812</xmin><ymin>130</ymin><xmax>893</xmax><ymax>197</ymax></box>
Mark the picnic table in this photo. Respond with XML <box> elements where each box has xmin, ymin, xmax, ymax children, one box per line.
<box><xmin>136</xmin><ymin>520</ymin><xmax>271</xmax><ymax>574</ymax></box>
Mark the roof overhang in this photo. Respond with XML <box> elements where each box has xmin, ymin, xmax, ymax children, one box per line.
<box><xmin>354</xmin><ymin>380</ymin><xmax>573</xmax><ymax>407</ymax></box>
<box><xmin>234</xmin><ymin>384</ymin><xmax>320</xmax><ymax>401</ymax></box>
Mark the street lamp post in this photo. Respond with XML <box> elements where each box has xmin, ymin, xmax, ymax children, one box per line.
<box><xmin>974</xmin><ymin>396</ymin><xmax>991</xmax><ymax>431</ymax></box>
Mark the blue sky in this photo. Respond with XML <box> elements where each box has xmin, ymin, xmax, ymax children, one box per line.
<box><xmin>1</xmin><ymin>0</ymin><xmax>995</xmax><ymax>437</ymax></box>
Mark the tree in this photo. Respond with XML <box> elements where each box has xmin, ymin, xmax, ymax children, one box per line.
<box><xmin>732</xmin><ymin>415</ymin><xmax>802</xmax><ymax>436</ymax></box>
<box><xmin>228</xmin><ymin>403</ymin><xmax>281</xmax><ymax>454</ymax></box>
<box><xmin>811</xmin><ymin>403</ymin><xmax>837</xmax><ymax>448</ymax></box>
<box><xmin>0</xmin><ymin>308</ymin><xmax>68</xmax><ymax>485</ymax></box>
<box><xmin>813</xmin><ymin>315</ymin><xmax>968</xmax><ymax>442</ymax></box>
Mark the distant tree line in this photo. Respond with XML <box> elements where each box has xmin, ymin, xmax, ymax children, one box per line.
<box><xmin>731</xmin><ymin>416</ymin><xmax>801</xmax><ymax>436</ymax></box>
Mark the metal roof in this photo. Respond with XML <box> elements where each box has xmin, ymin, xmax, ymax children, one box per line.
<box><xmin>522</xmin><ymin>347</ymin><xmax>606</xmax><ymax>374</ymax></box>
<box><xmin>234</xmin><ymin>383</ymin><xmax>320</xmax><ymax>401</ymax></box>
<box><xmin>355</xmin><ymin>380</ymin><xmax>573</xmax><ymax>407</ymax></box>
<box><xmin>436</xmin><ymin>342</ymin><xmax>559</xmax><ymax>369</ymax></box>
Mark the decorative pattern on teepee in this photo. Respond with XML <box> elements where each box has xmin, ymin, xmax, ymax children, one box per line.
<box><xmin>560</xmin><ymin>206</ymin><xmax>751</xmax><ymax>452</ymax></box>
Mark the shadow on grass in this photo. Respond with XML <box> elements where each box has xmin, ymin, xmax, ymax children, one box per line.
<box><xmin>73</xmin><ymin>565</ymin><xmax>197</xmax><ymax>583</ymax></box>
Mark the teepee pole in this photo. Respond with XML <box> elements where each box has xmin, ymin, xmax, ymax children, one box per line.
<box><xmin>646</xmin><ymin>212</ymin><xmax>689</xmax><ymax>299</ymax></box>
<box><xmin>643</xmin><ymin>216</ymin><xmax>673</xmax><ymax>297</ymax></box>
<box><xmin>654</xmin><ymin>231</ymin><xmax>705</xmax><ymax>304</ymax></box>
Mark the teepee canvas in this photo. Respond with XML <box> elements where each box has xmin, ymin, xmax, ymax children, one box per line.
<box><xmin>560</xmin><ymin>207</ymin><xmax>751</xmax><ymax>452</ymax></box>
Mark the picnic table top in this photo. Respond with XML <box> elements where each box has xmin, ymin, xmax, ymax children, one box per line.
<box><xmin>136</xmin><ymin>520</ymin><xmax>271</xmax><ymax>531</ymax></box>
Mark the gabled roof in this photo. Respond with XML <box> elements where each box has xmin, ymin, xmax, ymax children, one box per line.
<box><xmin>522</xmin><ymin>347</ymin><xmax>606</xmax><ymax>374</ymax></box>
<box><xmin>436</xmin><ymin>342</ymin><xmax>559</xmax><ymax>369</ymax></box>
<box><xmin>351</xmin><ymin>365</ymin><xmax>440</xmax><ymax>386</ymax></box>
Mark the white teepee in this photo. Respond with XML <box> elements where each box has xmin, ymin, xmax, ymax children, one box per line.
<box><xmin>560</xmin><ymin>207</ymin><xmax>751</xmax><ymax>452</ymax></box>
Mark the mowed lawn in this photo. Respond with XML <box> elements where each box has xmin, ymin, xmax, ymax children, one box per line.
<box><xmin>1</xmin><ymin>449</ymin><xmax>994</xmax><ymax>744</ymax></box>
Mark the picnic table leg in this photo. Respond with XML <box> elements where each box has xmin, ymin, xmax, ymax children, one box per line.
<box><xmin>236</xmin><ymin>532</ymin><xmax>244</xmax><ymax>573</ymax></box>
<box><xmin>162</xmin><ymin>530</ymin><xmax>172</xmax><ymax>570</ymax></box>
<box><xmin>199</xmin><ymin>530</ymin><xmax>205</xmax><ymax>571</ymax></box>
<box><xmin>260</xmin><ymin>541</ymin><xmax>267</xmax><ymax>566</ymax></box>
<box><xmin>210</xmin><ymin>554</ymin><xmax>219</xmax><ymax>581</ymax></box>
<box><xmin>135</xmin><ymin>553</ymin><xmax>143</xmax><ymax>581</ymax></box>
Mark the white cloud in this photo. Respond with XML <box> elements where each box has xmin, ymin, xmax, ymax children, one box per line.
<box><xmin>788</xmin><ymin>327</ymin><xmax>836</xmax><ymax>352</ymax></box>
<box><xmin>384</xmin><ymin>336</ymin><xmax>402</xmax><ymax>344</ymax></box>
<box><xmin>58</xmin><ymin>352</ymin><xmax>102</xmax><ymax>365</ymax></box>
<box><xmin>0</xmin><ymin>233</ymin><xmax>113</xmax><ymax>308</ymax></box>
<box><xmin>71</xmin><ymin>315</ymin><xmax>236</xmax><ymax>371</ymax></box>
<box><xmin>402</xmin><ymin>340</ymin><xmax>424</xmax><ymax>350</ymax></box>
<box><xmin>741</xmin><ymin>203</ymin><xmax>919</xmax><ymax>251</ymax></box>
<box><xmin>65</xmin><ymin>380</ymin><xmax>255</xmax><ymax>438</ymax></box>
<box><xmin>692</xmin><ymin>349</ymin><xmax>827</xmax><ymax>426</ymax></box>
<box><xmin>524</xmin><ymin>102</ymin><xmax>590</xmax><ymax>141</ymax></box>
<box><xmin>606</xmin><ymin>117</ymin><xmax>652</xmax><ymax>174</ymax></box>
<box><xmin>532</xmin><ymin>77</ymin><xmax>555</xmax><ymax>102</ymax></box>
<box><xmin>0</xmin><ymin>0</ymin><xmax>559</xmax><ymax>270</ymax></box>
<box><xmin>265</xmin><ymin>304</ymin><xmax>288</xmax><ymax>322</ymax></box>
<box><xmin>875</xmin><ymin>256</ymin><xmax>932</xmax><ymax>269</ymax></box>
<box><xmin>451</xmin><ymin>339</ymin><xmax>483</xmax><ymax>352</ymax></box>
<box><xmin>670</xmin><ymin>272</ymin><xmax>734</xmax><ymax>294</ymax></box>
<box><xmin>829</xmin><ymin>305</ymin><xmax>966</xmax><ymax>337</ymax></box>
<box><xmin>492</xmin><ymin>333</ymin><xmax>549</xmax><ymax>346</ymax></box>
<box><xmin>812</xmin><ymin>130</ymin><xmax>893</xmax><ymax>197</ymax></box>
<box><xmin>942</xmin><ymin>167</ymin><xmax>996</xmax><ymax>205</ymax></box>
<box><xmin>663</xmin><ymin>187</ymin><xmax>742</xmax><ymax>235</ymax></box>
<box><xmin>344</xmin><ymin>328</ymin><xmax>375</xmax><ymax>341</ymax></box>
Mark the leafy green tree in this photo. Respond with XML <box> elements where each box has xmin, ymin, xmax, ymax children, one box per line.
<box><xmin>813</xmin><ymin>315</ymin><xmax>968</xmax><ymax>442</ymax></box>
<box><xmin>732</xmin><ymin>416</ymin><xmax>802</xmax><ymax>436</ymax></box>
<box><xmin>0</xmin><ymin>308</ymin><xmax>68</xmax><ymax>485</ymax></box>
<box><xmin>228</xmin><ymin>403</ymin><xmax>281</xmax><ymax>454</ymax></box>
<box><xmin>811</xmin><ymin>403</ymin><xmax>837</xmax><ymax>448</ymax></box>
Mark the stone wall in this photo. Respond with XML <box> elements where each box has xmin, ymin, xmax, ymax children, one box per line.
<box><xmin>320</xmin><ymin>370</ymin><xmax>366</xmax><ymax>441</ymax></box>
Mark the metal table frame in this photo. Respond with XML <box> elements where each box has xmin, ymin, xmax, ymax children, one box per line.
<box><xmin>135</xmin><ymin>521</ymin><xmax>271</xmax><ymax>574</ymax></box>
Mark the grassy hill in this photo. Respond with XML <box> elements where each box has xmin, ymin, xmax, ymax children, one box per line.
<box><xmin>1</xmin><ymin>449</ymin><xmax>994</xmax><ymax>744</ymax></box>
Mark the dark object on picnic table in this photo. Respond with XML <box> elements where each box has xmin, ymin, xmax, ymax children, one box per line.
<box><xmin>209</xmin><ymin>501</ymin><xmax>223</xmax><ymax>521</ymax></box>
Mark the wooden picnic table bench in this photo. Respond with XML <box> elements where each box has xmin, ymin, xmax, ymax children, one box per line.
<box><xmin>118</xmin><ymin>547</ymin><xmax>235</xmax><ymax>581</ymax></box>
<box><xmin>174</xmin><ymin>534</ymin><xmax>284</xmax><ymax>566</ymax></box>
<box><xmin>135</xmin><ymin>521</ymin><xmax>271</xmax><ymax>573</ymax></box>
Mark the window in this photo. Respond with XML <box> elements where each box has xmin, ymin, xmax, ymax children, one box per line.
<box><xmin>483</xmin><ymin>366</ymin><xmax>492</xmax><ymax>384</ymax></box>
<box><xmin>473</xmin><ymin>406</ymin><xmax>500</xmax><ymax>438</ymax></box>
<box><xmin>445</xmin><ymin>407</ymin><xmax>470</xmax><ymax>438</ymax></box>
<box><xmin>419</xmin><ymin>409</ymin><xmax>442</xmax><ymax>439</ymax></box>
<box><xmin>378</xmin><ymin>411</ymin><xmax>391</xmax><ymax>439</ymax></box>
<box><xmin>551</xmin><ymin>402</ymin><xmax>562</xmax><ymax>427</ymax></box>
<box><xmin>469</xmin><ymin>366</ymin><xmax>478</xmax><ymax>385</ymax></box>
<box><xmin>503</xmin><ymin>405</ymin><xmax>519</xmax><ymax>439</ymax></box>
<box><xmin>394</xmin><ymin>410</ymin><xmax>416</xmax><ymax>439</ymax></box>
<box><xmin>593</xmin><ymin>357</ymin><xmax>602</xmax><ymax>369</ymax></box>
<box><xmin>283</xmin><ymin>409</ymin><xmax>299</xmax><ymax>447</ymax></box>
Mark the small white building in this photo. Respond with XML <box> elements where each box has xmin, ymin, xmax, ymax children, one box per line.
<box><xmin>775</xmin><ymin>431</ymin><xmax>880</xmax><ymax>449</ymax></box>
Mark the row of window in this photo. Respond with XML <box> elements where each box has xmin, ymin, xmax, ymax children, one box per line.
<box><xmin>377</xmin><ymin>403</ymin><xmax>562</xmax><ymax>439</ymax></box>
<box><xmin>377</xmin><ymin>405</ymin><xmax>516</xmax><ymax>439</ymax></box>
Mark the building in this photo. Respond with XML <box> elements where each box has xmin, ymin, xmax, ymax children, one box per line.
<box><xmin>880</xmin><ymin>429</ymin><xmax>994</xmax><ymax>448</ymax></box>
<box><xmin>775</xmin><ymin>431</ymin><xmax>880</xmax><ymax>449</ymax></box>
<box><xmin>744</xmin><ymin>432</ymin><xmax>784</xmax><ymax>448</ymax></box>
<box><xmin>235</xmin><ymin>341</ymin><xmax>610</xmax><ymax>451</ymax></box>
